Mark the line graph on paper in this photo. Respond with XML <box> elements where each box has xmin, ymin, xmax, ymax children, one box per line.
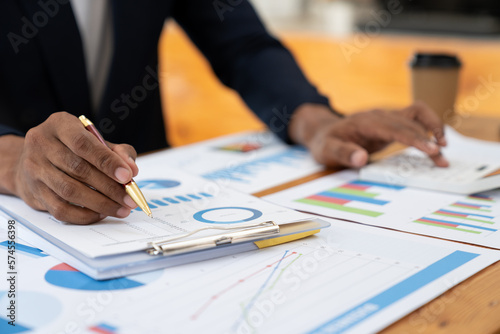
<box><xmin>121</xmin><ymin>238</ymin><xmax>420</xmax><ymax>333</ymax></box>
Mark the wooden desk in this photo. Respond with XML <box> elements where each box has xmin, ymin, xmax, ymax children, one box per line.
<box><xmin>159</xmin><ymin>23</ymin><xmax>500</xmax><ymax>333</ymax></box>
<box><xmin>159</xmin><ymin>22</ymin><xmax>500</xmax><ymax>146</ymax></box>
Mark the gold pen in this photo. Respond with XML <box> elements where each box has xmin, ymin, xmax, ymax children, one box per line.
<box><xmin>78</xmin><ymin>115</ymin><xmax>153</xmax><ymax>218</ymax></box>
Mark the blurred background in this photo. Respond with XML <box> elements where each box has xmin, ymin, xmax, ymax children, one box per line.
<box><xmin>252</xmin><ymin>0</ymin><xmax>500</xmax><ymax>36</ymax></box>
<box><xmin>160</xmin><ymin>0</ymin><xmax>500</xmax><ymax>146</ymax></box>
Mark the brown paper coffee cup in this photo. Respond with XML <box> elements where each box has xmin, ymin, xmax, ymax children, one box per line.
<box><xmin>410</xmin><ymin>53</ymin><xmax>461</xmax><ymax>124</ymax></box>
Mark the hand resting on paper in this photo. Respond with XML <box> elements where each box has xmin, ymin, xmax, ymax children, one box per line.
<box><xmin>0</xmin><ymin>112</ymin><xmax>139</xmax><ymax>224</ymax></box>
<box><xmin>289</xmin><ymin>101</ymin><xmax>449</xmax><ymax>168</ymax></box>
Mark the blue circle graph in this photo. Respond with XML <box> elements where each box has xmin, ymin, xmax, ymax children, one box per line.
<box><xmin>193</xmin><ymin>207</ymin><xmax>263</xmax><ymax>224</ymax></box>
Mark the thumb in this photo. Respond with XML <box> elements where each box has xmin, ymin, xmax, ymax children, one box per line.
<box><xmin>313</xmin><ymin>136</ymin><xmax>368</xmax><ymax>168</ymax></box>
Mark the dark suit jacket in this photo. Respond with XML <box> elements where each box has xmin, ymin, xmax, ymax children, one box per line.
<box><xmin>0</xmin><ymin>0</ymin><xmax>330</xmax><ymax>153</ymax></box>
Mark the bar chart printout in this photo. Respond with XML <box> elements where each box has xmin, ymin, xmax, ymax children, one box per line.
<box><xmin>414</xmin><ymin>194</ymin><xmax>498</xmax><ymax>235</ymax></box>
<box><xmin>295</xmin><ymin>180</ymin><xmax>405</xmax><ymax>218</ymax></box>
<box><xmin>264</xmin><ymin>170</ymin><xmax>500</xmax><ymax>248</ymax></box>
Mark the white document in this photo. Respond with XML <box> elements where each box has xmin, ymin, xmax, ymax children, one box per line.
<box><xmin>0</xmin><ymin>167</ymin><xmax>313</xmax><ymax>259</ymax></box>
<box><xmin>265</xmin><ymin>169</ymin><xmax>500</xmax><ymax>249</ymax></box>
<box><xmin>360</xmin><ymin>127</ymin><xmax>500</xmax><ymax>194</ymax></box>
<box><xmin>0</xmin><ymin>166</ymin><xmax>323</xmax><ymax>280</ymax></box>
<box><xmin>1</xmin><ymin>217</ymin><xmax>498</xmax><ymax>334</ymax></box>
<box><xmin>143</xmin><ymin>131</ymin><xmax>323</xmax><ymax>194</ymax></box>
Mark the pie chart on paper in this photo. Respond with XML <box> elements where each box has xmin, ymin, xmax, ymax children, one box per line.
<box><xmin>193</xmin><ymin>206</ymin><xmax>263</xmax><ymax>224</ymax></box>
<box><xmin>44</xmin><ymin>263</ymin><xmax>162</xmax><ymax>291</ymax></box>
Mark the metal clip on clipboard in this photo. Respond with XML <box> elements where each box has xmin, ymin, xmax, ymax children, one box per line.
<box><xmin>147</xmin><ymin>221</ymin><xmax>280</xmax><ymax>256</ymax></box>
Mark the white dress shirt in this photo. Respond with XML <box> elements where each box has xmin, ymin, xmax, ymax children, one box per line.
<box><xmin>70</xmin><ymin>0</ymin><xmax>113</xmax><ymax>112</ymax></box>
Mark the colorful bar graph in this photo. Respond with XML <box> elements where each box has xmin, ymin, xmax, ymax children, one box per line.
<box><xmin>414</xmin><ymin>217</ymin><xmax>497</xmax><ymax>234</ymax></box>
<box><xmin>295</xmin><ymin>180</ymin><xmax>404</xmax><ymax>218</ymax></box>
<box><xmin>451</xmin><ymin>201</ymin><xmax>492</xmax><ymax>212</ymax></box>
<box><xmin>315</xmin><ymin>191</ymin><xmax>389</xmax><ymax>205</ymax></box>
<box><xmin>89</xmin><ymin>323</ymin><xmax>118</xmax><ymax>334</ymax></box>
<box><xmin>348</xmin><ymin>180</ymin><xmax>406</xmax><ymax>190</ymax></box>
<box><xmin>218</xmin><ymin>142</ymin><xmax>262</xmax><ymax>153</ymax></box>
<box><xmin>434</xmin><ymin>209</ymin><xmax>495</xmax><ymax>224</ymax></box>
<box><xmin>467</xmin><ymin>194</ymin><xmax>495</xmax><ymax>202</ymax></box>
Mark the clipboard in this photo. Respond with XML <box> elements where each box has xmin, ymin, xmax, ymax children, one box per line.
<box><xmin>0</xmin><ymin>162</ymin><xmax>330</xmax><ymax>280</ymax></box>
<box><xmin>3</xmin><ymin>202</ymin><xmax>330</xmax><ymax>280</ymax></box>
<box><xmin>146</xmin><ymin>219</ymin><xmax>328</xmax><ymax>256</ymax></box>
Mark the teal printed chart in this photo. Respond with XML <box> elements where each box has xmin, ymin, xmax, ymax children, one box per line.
<box><xmin>45</xmin><ymin>263</ymin><xmax>162</xmax><ymax>291</ymax></box>
<box><xmin>193</xmin><ymin>207</ymin><xmax>263</xmax><ymax>224</ymax></box>
<box><xmin>0</xmin><ymin>291</ymin><xmax>61</xmax><ymax>334</ymax></box>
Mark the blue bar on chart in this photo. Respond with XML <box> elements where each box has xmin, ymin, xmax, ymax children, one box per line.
<box><xmin>134</xmin><ymin>192</ymin><xmax>213</xmax><ymax>212</ymax></box>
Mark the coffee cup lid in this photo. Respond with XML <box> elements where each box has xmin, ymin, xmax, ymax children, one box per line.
<box><xmin>410</xmin><ymin>53</ymin><xmax>461</xmax><ymax>68</ymax></box>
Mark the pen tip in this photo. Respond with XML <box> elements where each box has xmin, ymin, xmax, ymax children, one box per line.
<box><xmin>148</xmin><ymin>214</ymin><xmax>153</xmax><ymax>218</ymax></box>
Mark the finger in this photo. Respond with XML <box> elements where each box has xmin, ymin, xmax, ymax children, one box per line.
<box><xmin>49</xmin><ymin>142</ymin><xmax>138</xmax><ymax>210</ymax></box>
<box><xmin>313</xmin><ymin>136</ymin><xmax>368</xmax><ymax>168</ymax></box>
<box><xmin>36</xmin><ymin>182</ymin><xmax>103</xmax><ymax>225</ymax></box>
<box><xmin>53</xmin><ymin>115</ymin><xmax>133</xmax><ymax>184</ymax></box>
<box><xmin>371</xmin><ymin>112</ymin><xmax>441</xmax><ymax>156</ymax></box>
<box><xmin>429</xmin><ymin>151</ymin><xmax>450</xmax><ymax>168</ymax></box>
<box><xmin>373</xmin><ymin>110</ymin><xmax>449</xmax><ymax>167</ymax></box>
<box><xmin>41</xmin><ymin>163</ymin><xmax>132</xmax><ymax>219</ymax></box>
<box><xmin>109</xmin><ymin>143</ymin><xmax>139</xmax><ymax>177</ymax></box>
<box><xmin>400</xmin><ymin>101</ymin><xmax>447</xmax><ymax>147</ymax></box>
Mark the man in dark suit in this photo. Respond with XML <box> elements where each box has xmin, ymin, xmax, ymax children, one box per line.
<box><xmin>0</xmin><ymin>0</ymin><xmax>447</xmax><ymax>224</ymax></box>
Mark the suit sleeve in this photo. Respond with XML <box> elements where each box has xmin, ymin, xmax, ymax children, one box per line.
<box><xmin>0</xmin><ymin>78</ymin><xmax>24</xmax><ymax>137</ymax></box>
<box><xmin>0</xmin><ymin>124</ymin><xmax>24</xmax><ymax>137</ymax></box>
<box><xmin>171</xmin><ymin>0</ymin><xmax>334</xmax><ymax>143</ymax></box>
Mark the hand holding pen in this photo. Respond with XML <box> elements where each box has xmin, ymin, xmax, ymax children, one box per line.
<box><xmin>79</xmin><ymin>115</ymin><xmax>152</xmax><ymax>218</ymax></box>
<box><xmin>9</xmin><ymin>112</ymin><xmax>147</xmax><ymax>224</ymax></box>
